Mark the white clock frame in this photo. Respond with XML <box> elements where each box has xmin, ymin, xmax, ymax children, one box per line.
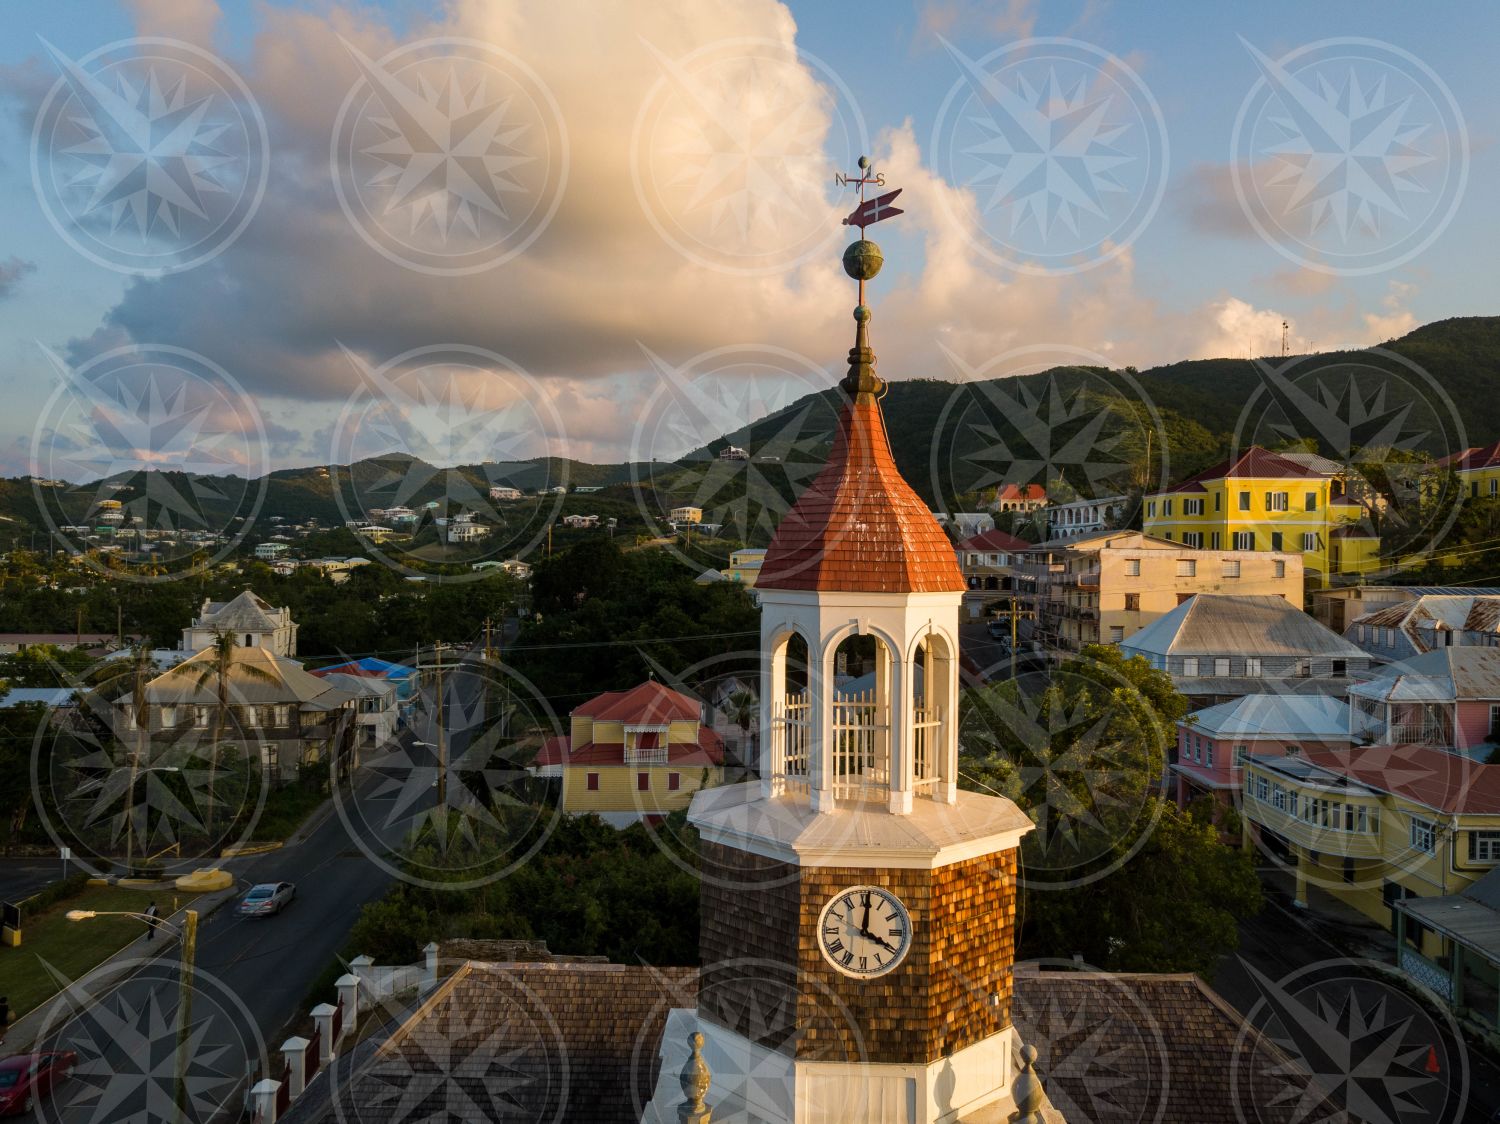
<box><xmin>816</xmin><ymin>884</ymin><xmax>913</xmax><ymax>978</ymax></box>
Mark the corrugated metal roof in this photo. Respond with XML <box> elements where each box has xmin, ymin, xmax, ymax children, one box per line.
<box><xmin>1349</xmin><ymin>646</ymin><xmax>1500</xmax><ymax>703</ymax></box>
<box><xmin>1122</xmin><ymin>595</ymin><xmax>1367</xmax><ymax>659</ymax></box>
<box><xmin>147</xmin><ymin>646</ymin><xmax>354</xmax><ymax>707</ymax></box>
<box><xmin>1185</xmin><ymin>694</ymin><xmax>1350</xmax><ymax>740</ymax></box>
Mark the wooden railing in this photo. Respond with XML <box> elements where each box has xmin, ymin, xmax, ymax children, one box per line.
<box><xmin>776</xmin><ymin>694</ymin><xmax>811</xmax><ymax>795</ymax></box>
<box><xmin>912</xmin><ymin>704</ymin><xmax>941</xmax><ymax>792</ymax></box>
<box><xmin>831</xmin><ymin>690</ymin><xmax>888</xmax><ymax>799</ymax></box>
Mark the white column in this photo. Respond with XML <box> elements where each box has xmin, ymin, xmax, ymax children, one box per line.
<box><xmin>251</xmin><ymin>1078</ymin><xmax>281</xmax><ymax>1123</ymax></box>
<box><xmin>336</xmin><ymin>974</ymin><xmax>359</xmax><ymax>1038</ymax></box>
<box><xmin>424</xmin><ymin>941</ymin><xmax>440</xmax><ymax>988</ymax></box>
<box><xmin>938</xmin><ymin>633</ymin><xmax>959</xmax><ymax>804</ymax></box>
<box><xmin>810</xmin><ymin>631</ymin><xmax>837</xmax><ymax>814</ymax></box>
<box><xmin>312</xmin><ymin>1004</ymin><xmax>338</xmax><ymax>1065</ymax></box>
<box><xmin>349</xmin><ymin>954</ymin><xmax>373</xmax><ymax>995</ymax></box>
<box><xmin>888</xmin><ymin>643</ymin><xmax>914</xmax><ymax>815</ymax></box>
<box><xmin>761</xmin><ymin>630</ymin><xmax>785</xmax><ymax>798</ymax></box>
<box><xmin>281</xmin><ymin>1037</ymin><xmax>309</xmax><ymax>1100</ymax></box>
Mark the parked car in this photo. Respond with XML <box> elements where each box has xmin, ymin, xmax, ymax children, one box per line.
<box><xmin>0</xmin><ymin>1051</ymin><xmax>76</xmax><ymax>1116</ymax></box>
<box><xmin>986</xmin><ymin>619</ymin><xmax>1009</xmax><ymax>640</ymax></box>
<box><xmin>237</xmin><ymin>882</ymin><xmax>296</xmax><ymax>917</ymax></box>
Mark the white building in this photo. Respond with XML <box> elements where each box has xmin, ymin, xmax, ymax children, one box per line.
<box><xmin>670</xmin><ymin>505</ymin><xmax>704</xmax><ymax>524</ymax></box>
<box><xmin>181</xmin><ymin>589</ymin><xmax>298</xmax><ymax>657</ymax></box>
<box><xmin>254</xmin><ymin>542</ymin><xmax>289</xmax><ymax>559</ymax></box>
<box><xmin>488</xmin><ymin>486</ymin><xmax>523</xmax><ymax>501</ymax></box>
<box><xmin>1047</xmin><ymin>494</ymin><xmax>1127</xmax><ymax>540</ymax></box>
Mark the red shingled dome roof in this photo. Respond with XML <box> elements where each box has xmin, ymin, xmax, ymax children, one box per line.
<box><xmin>756</xmin><ymin>395</ymin><xmax>965</xmax><ymax>594</ymax></box>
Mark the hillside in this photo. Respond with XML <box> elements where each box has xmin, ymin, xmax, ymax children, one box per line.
<box><xmin>4</xmin><ymin>316</ymin><xmax>1496</xmax><ymax>554</ymax></box>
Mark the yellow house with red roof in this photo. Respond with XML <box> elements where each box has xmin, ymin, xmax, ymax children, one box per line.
<box><xmin>532</xmin><ymin>680</ymin><xmax>724</xmax><ymax>816</ymax></box>
<box><xmin>1142</xmin><ymin>446</ymin><xmax>1380</xmax><ymax>587</ymax></box>
<box><xmin>1441</xmin><ymin>440</ymin><xmax>1500</xmax><ymax>500</ymax></box>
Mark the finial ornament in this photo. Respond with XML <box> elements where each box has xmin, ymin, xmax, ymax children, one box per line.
<box><xmin>1009</xmin><ymin>1043</ymin><xmax>1047</xmax><ymax>1124</ymax></box>
<box><xmin>836</xmin><ymin>155</ymin><xmax>903</xmax><ymax>400</ymax></box>
<box><xmin>677</xmin><ymin>1031</ymin><xmax>712</xmax><ymax>1124</ymax></box>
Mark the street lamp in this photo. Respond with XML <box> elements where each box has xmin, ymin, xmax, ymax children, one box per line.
<box><xmin>67</xmin><ymin>908</ymin><xmax>198</xmax><ymax>1124</ymax></box>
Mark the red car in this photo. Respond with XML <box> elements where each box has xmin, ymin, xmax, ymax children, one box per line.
<box><xmin>0</xmin><ymin>1051</ymin><xmax>76</xmax><ymax>1116</ymax></box>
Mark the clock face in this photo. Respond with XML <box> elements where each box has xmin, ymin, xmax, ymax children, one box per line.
<box><xmin>816</xmin><ymin>885</ymin><xmax>912</xmax><ymax>978</ymax></box>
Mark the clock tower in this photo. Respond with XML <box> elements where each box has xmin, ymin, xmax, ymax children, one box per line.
<box><xmin>644</xmin><ymin>165</ymin><xmax>1037</xmax><ymax>1124</ymax></box>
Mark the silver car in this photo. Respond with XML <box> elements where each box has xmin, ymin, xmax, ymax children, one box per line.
<box><xmin>237</xmin><ymin>881</ymin><xmax>295</xmax><ymax>917</ymax></box>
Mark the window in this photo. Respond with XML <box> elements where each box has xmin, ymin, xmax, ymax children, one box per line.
<box><xmin>1295</xmin><ymin>659</ymin><xmax>1311</xmax><ymax>677</ymax></box>
<box><xmin>1215</xmin><ymin>492</ymin><xmax>1222</xmax><ymax>511</ymax></box>
<box><xmin>1147</xmin><ymin>501</ymin><xmax>1156</xmax><ymax>517</ymax></box>
<box><xmin>668</xmin><ymin>772</ymin><xmax>682</xmax><ymax>792</ymax></box>
<box><xmin>1164</xmin><ymin>533</ymin><xmax>1172</xmax><ymax>541</ymax></box>
<box><xmin>1108</xmin><ymin>626</ymin><xmax>1125</xmax><ymax>643</ymax></box>
<box><xmin>1183</xmin><ymin>532</ymin><xmax>1203</xmax><ymax>548</ymax></box>
<box><xmin>244</xmin><ymin>634</ymin><xmax>253</xmax><ymax>647</ymax></box>
<box><xmin>1239</xmin><ymin>491</ymin><xmax>1251</xmax><ymax>511</ymax></box>
<box><xmin>1267</xmin><ymin>491</ymin><xmax>1289</xmax><ymax>511</ymax></box>
<box><xmin>1223</xmin><ymin>560</ymin><xmax>1241</xmax><ymax>578</ymax></box>
<box><xmin>195</xmin><ymin>706</ymin><xmax>210</xmax><ymax>728</ymax></box>
<box><xmin>1234</xmin><ymin>745</ymin><xmax>1249</xmax><ymax>765</ymax></box>
<box><xmin>1163</xmin><ymin>499</ymin><xmax>1173</xmax><ymax>516</ymax></box>
<box><xmin>1125</xmin><ymin>559</ymin><xmax>1141</xmax><ymax>576</ymax></box>
<box><xmin>1184</xmin><ymin>498</ymin><xmax>1204</xmax><ymax>515</ymax></box>
<box><xmin>1204</xmin><ymin>742</ymin><xmax>1214</xmax><ymax>767</ymax></box>
<box><xmin>1270</xmin><ymin>532</ymin><xmax>1283</xmax><ymax>552</ymax></box>
<box><xmin>1492</xmin><ymin>479</ymin><xmax>1499</xmax><ymax>498</ymax></box>
<box><xmin>1176</xmin><ymin>559</ymin><xmax>1196</xmax><ymax>577</ymax></box>
<box><xmin>1410</xmin><ymin>817</ymin><xmax>1437</xmax><ymax>855</ymax></box>
<box><xmin>1246</xmin><ymin>657</ymin><xmax>1262</xmax><ymax>677</ymax></box>
<box><xmin>637</xmin><ymin>772</ymin><xmax>650</xmax><ymax>792</ymax></box>
<box><xmin>1182</xmin><ymin>657</ymin><xmax>1200</xmax><ymax>677</ymax></box>
<box><xmin>1332</xmin><ymin>660</ymin><xmax>1346</xmax><ymax>676</ymax></box>
<box><xmin>1124</xmin><ymin>593</ymin><xmax>1140</xmax><ymax>611</ymax></box>
<box><xmin>1233</xmin><ymin>531</ymin><xmax>1254</xmax><ymax>550</ymax></box>
<box><xmin>1274</xmin><ymin>560</ymin><xmax>1286</xmax><ymax>577</ymax></box>
<box><xmin>1211</xmin><ymin>532</ymin><xmax>1221</xmax><ymax>549</ymax></box>
<box><xmin>1343</xmin><ymin>857</ymin><xmax>1356</xmax><ymax>884</ymax></box>
<box><xmin>586</xmin><ymin>772</ymin><xmax>600</xmax><ymax>791</ymax></box>
<box><xmin>1490</xmin><ymin>704</ymin><xmax>1500</xmax><ymax>737</ymax></box>
<box><xmin>159</xmin><ymin>706</ymin><xmax>177</xmax><ymax>728</ymax></box>
<box><xmin>1214</xmin><ymin>658</ymin><xmax>1230</xmax><ymax>676</ymax></box>
<box><xmin>1252</xmin><ymin>773</ymin><xmax>1271</xmax><ymax>802</ymax></box>
<box><xmin>1302</xmin><ymin>532</ymin><xmax>1317</xmax><ymax>551</ymax></box>
<box><xmin>1467</xmin><ymin>831</ymin><xmax>1500</xmax><ymax>863</ymax></box>
<box><xmin>1306</xmin><ymin>492</ymin><xmax>1318</xmax><ymax>511</ymax></box>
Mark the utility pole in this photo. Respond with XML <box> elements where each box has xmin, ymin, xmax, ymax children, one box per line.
<box><xmin>174</xmin><ymin>909</ymin><xmax>198</xmax><ymax>1124</ymax></box>
<box><xmin>1281</xmin><ymin>319</ymin><xmax>1289</xmax><ymax>358</ymax></box>
<box><xmin>433</xmin><ymin>643</ymin><xmax>447</xmax><ymax>807</ymax></box>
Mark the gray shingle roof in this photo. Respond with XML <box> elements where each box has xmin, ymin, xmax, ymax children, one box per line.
<box><xmin>195</xmin><ymin>589</ymin><xmax>284</xmax><ymax>632</ymax></box>
<box><xmin>1185</xmin><ymin>693</ymin><xmax>1350</xmax><ymax>739</ymax></box>
<box><xmin>1123</xmin><ymin>595</ymin><xmax>1366</xmax><ymax>660</ymax></box>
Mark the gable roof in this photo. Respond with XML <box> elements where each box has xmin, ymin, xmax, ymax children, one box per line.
<box><xmin>572</xmin><ymin>681</ymin><xmax>701</xmax><ymax>724</ymax></box>
<box><xmin>1162</xmin><ymin>446</ymin><xmax>1327</xmax><ymax>493</ymax></box>
<box><xmin>957</xmin><ymin>528</ymin><xmax>1033</xmax><ymax>553</ymax></box>
<box><xmin>1440</xmin><ymin>440</ymin><xmax>1500</xmax><ymax>471</ymax></box>
<box><xmin>195</xmin><ymin>589</ymin><xmax>285</xmax><ymax>632</ymax></box>
<box><xmin>757</xmin><ymin>395</ymin><xmax>964</xmax><ymax>594</ymax></box>
<box><xmin>1292</xmin><ymin>743</ymin><xmax>1500</xmax><ymax>814</ymax></box>
<box><xmin>1122</xmin><ymin>595</ymin><xmax>1365</xmax><ymax>660</ymax></box>
<box><xmin>146</xmin><ymin>646</ymin><xmax>354</xmax><ymax>707</ymax></box>
<box><xmin>1348</xmin><ymin>646</ymin><xmax>1500</xmax><ymax>703</ymax></box>
<box><xmin>1185</xmin><ymin>694</ymin><xmax>1350</xmax><ymax>740</ymax></box>
<box><xmin>994</xmin><ymin>483</ymin><xmax>1046</xmax><ymax>501</ymax></box>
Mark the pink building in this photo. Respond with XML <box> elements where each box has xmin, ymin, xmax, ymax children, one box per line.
<box><xmin>1348</xmin><ymin>647</ymin><xmax>1500</xmax><ymax>759</ymax></box>
<box><xmin>1173</xmin><ymin>694</ymin><xmax>1352</xmax><ymax>824</ymax></box>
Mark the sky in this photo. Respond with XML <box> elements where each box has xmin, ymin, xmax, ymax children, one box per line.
<box><xmin>0</xmin><ymin>0</ymin><xmax>1495</xmax><ymax>479</ymax></box>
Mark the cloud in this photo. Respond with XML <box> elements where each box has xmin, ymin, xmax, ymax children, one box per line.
<box><xmin>127</xmin><ymin>0</ymin><xmax>221</xmax><ymax>46</ymax></box>
<box><xmin>1174</xmin><ymin>161</ymin><xmax>1270</xmax><ymax>238</ymax></box>
<box><xmin>4</xmin><ymin>0</ymin><xmax>1433</xmax><ymax>470</ymax></box>
<box><xmin>0</xmin><ymin>257</ymin><xmax>36</xmax><ymax>300</ymax></box>
<box><xmin>1262</xmin><ymin>266</ymin><xmax>1336</xmax><ymax>297</ymax></box>
<box><xmin>917</xmin><ymin>0</ymin><xmax>1037</xmax><ymax>43</ymax></box>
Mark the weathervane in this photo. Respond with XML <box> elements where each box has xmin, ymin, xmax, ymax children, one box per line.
<box><xmin>836</xmin><ymin>156</ymin><xmax>903</xmax><ymax>399</ymax></box>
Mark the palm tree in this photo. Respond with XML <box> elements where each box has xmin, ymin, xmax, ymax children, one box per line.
<box><xmin>724</xmin><ymin>687</ymin><xmax>757</xmax><ymax>765</ymax></box>
<box><xmin>91</xmin><ymin>644</ymin><xmax>155</xmax><ymax>870</ymax></box>
<box><xmin>163</xmin><ymin>631</ymin><xmax>278</xmax><ymax>838</ymax></box>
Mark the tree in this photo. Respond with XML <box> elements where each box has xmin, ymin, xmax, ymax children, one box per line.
<box><xmin>724</xmin><ymin>688</ymin><xmax>756</xmax><ymax>761</ymax></box>
<box><xmin>160</xmin><ymin>632</ymin><xmax>278</xmax><ymax>835</ymax></box>
<box><xmin>958</xmin><ymin>645</ymin><xmax>1259</xmax><ymax>972</ymax></box>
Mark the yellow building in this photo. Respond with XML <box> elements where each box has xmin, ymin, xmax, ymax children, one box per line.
<box><xmin>1441</xmin><ymin>441</ymin><xmax>1500</xmax><ymax>500</ymax></box>
<box><xmin>1242</xmin><ymin>745</ymin><xmax>1500</xmax><ymax>972</ymax></box>
<box><xmin>1142</xmin><ymin>447</ymin><xmax>1380</xmax><ymax>587</ymax></box>
<box><xmin>531</xmin><ymin>680</ymin><xmax>725</xmax><ymax>817</ymax></box>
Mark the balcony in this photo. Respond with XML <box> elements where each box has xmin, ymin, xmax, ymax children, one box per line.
<box><xmin>1245</xmin><ymin>799</ymin><xmax>1383</xmax><ymax>859</ymax></box>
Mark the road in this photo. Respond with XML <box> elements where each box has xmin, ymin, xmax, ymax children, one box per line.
<box><xmin>0</xmin><ymin>859</ymin><xmax>70</xmax><ymax>906</ymax></box>
<box><xmin>1214</xmin><ymin>876</ymin><xmax>1500</xmax><ymax>1122</ymax></box>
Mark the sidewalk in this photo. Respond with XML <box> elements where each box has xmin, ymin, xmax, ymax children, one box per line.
<box><xmin>3</xmin><ymin>881</ymin><xmax>243</xmax><ymax>1052</ymax></box>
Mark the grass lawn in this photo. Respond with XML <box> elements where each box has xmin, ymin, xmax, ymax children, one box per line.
<box><xmin>247</xmin><ymin>781</ymin><xmax>329</xmax><ymax>842</ymax></box>
<box><xmin>0</xmin><ymin>884</ymin><xmax>200</xmax><ymax>1019</ymax></box>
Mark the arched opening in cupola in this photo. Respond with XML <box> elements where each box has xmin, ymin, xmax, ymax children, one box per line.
<box><xmin>830</xmin><ymin>631</ymin><xmax>895</xmax><ymax>799</ymax></box>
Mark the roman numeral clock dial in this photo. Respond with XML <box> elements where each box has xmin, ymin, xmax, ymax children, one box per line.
<box><xmin>817</xmin><ymin>885</ymin><xmax>912</xmax><ymax>978</ymax></box>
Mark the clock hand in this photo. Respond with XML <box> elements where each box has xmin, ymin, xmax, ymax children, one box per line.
<box><xmin>861</xmin><ymin>929</ymin><xmax>899</xmax><ymax>954</ymax></box>
<box><xmin>860</xmin><ymin>893</ymin><xmax>872</xmax><ymax>935</ymax></box>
